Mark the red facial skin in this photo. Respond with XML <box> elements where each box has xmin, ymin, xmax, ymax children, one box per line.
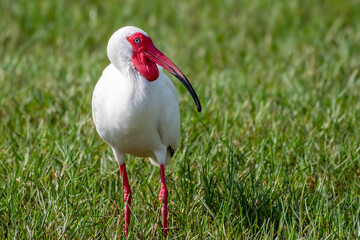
<box><xmin>126</xmin><ymin>32</ymin><xmax>202</xmax><ymax>113</ymax></box>
<box><xmin>127</xmin><ymin>33</ymin><xmax>160</xmax><ymax>81</ymax></box>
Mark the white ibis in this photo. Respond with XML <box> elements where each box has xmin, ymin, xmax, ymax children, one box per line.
<box><xmin>92</xmin><ymin>26</ymin><xmax>201</xmax><ymax>236</ymax></box>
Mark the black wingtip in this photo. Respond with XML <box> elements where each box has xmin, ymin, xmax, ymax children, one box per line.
<box><xmin>168</xmin><ymin>146</ymin><xmax>175</xmax><ymax>157</ymax></box>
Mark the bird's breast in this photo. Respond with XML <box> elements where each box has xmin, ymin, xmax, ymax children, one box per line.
<box><xmin>92</xmin><ymin>65</ymin><xmax>160</xmax><ymax>147</ymax></box>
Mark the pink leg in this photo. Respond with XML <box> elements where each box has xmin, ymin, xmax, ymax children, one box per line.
<box><xmin>119</xmin><ymin>163</ymin><xmax>132</xmax><ymax>237</ymax></box>
<box><xmin>158</xmin><ymin>165</ymin><xmax>168</xmax><ymax>235</ymax></box>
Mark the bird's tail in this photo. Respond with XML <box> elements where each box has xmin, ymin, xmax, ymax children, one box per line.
<box><xmin>149</xmin><ymin>146</ymin><xmax>174</xmax><ymax>167</ymax></box>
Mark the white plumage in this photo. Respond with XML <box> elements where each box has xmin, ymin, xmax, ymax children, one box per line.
<box><xmin>92</xmin><ymin>63</ymin><xmax>179</xmax><ymax>166</ymax></box>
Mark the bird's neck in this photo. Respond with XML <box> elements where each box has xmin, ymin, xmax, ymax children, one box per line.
<box><xmin>117</xmin><ymin>63</ymin><xmax>151</xmax><ymax>104</ymax></box>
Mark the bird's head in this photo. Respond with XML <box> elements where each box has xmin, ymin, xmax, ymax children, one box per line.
<box><xmin>107</xmin><ymin>26</ymin><xmax>201</xmax><ymax>112</ymax></box>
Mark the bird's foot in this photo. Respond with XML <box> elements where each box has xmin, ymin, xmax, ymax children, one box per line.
<box><xmin>119</xmin><ymin>163</ymin><xmax>132</xmax><ymax>237</ymax></box>
<box><xmin>159</xmin><ymin>165</ymin><xmax>168</xmax><ymax>236</ymax></box>
<box><xmin>159</xmin><ymin>188</ymin><xmax>168</xmax><ymax>235</ymax></box>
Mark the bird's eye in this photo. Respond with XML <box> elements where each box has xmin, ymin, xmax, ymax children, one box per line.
<box><xmin>134</xmin><ymin>38</ymin><xmax>140</xmax><ymax>44</ymax></box>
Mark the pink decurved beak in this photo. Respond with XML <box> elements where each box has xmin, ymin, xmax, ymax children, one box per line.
<box><xmin>144</xmin><ymin>48</ymin><xmax>202</xmax><ymax>112</ymax></box>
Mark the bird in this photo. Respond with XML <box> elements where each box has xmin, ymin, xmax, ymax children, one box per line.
<box><xmin>92</xmin><ymin>26</ymin><xmax>201</xmax><ymax>236</ymax></box>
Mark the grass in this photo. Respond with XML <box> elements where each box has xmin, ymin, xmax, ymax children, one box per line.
<box><xmin>1</xmin><ymin>0</ymin><xmax>360</xmax><ymax>238</ymax></box>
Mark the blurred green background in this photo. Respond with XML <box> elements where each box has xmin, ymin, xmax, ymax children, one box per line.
<box><xmin>1</xmin><ymin>0</ymin><xmax>360</xmax><ymax>239</ymax></box>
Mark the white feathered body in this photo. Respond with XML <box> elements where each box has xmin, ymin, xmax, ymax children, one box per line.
<box><xmin>92</xmin><ymin>63</ymin><xmax>180</xmax><ymax>166</ymax></box>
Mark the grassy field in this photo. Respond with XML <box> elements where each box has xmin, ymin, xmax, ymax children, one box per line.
<box><xmin>1</xmin><ymin>0</ymin><xmax>360</xmax><ymax>239</ymax></box>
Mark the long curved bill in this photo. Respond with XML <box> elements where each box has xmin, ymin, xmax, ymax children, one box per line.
<box><xmin>144</xmin><ymin>48</ymin><xmax>202</xmax><ymax>112</ymax></box>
